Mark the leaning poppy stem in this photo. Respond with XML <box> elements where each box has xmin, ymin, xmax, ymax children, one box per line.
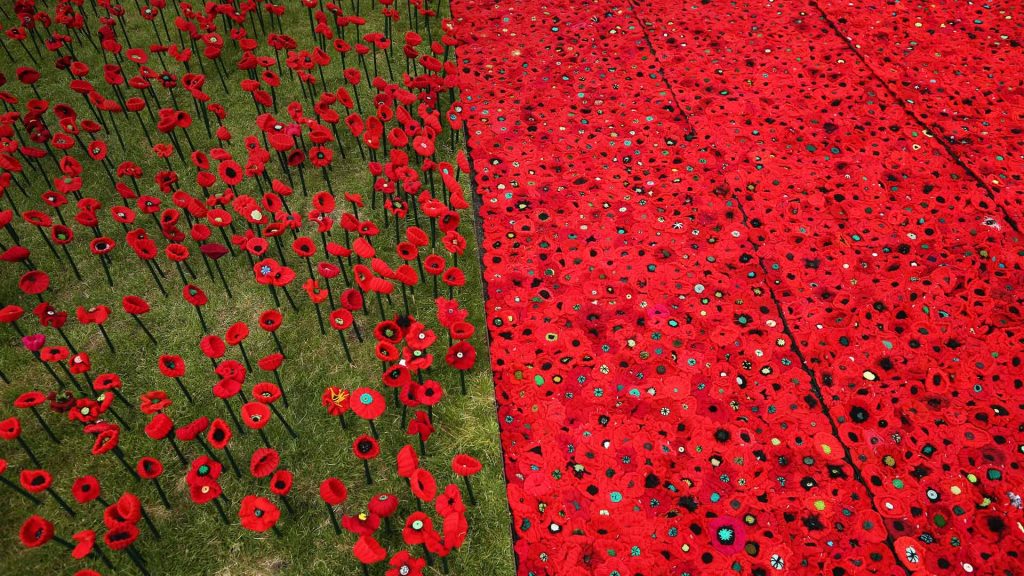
<box><xmin>362</xmin><ymin>459</ymin><xmax>373</xmax><ymax>485</ymax></box>
<box><xmin>280</xmin><ymin>284</ymin><xmax>299</xmax><ymax>311</ymax></box>
<box><xmin>375</xmin><ymin>291</ymin><xmax>386</xmax><ymax>322</ymax></box>
<box><xmin>213</xmin><ymin>258</ymin><xmax>233</xmax><ymax>298</ymax></box>
<box><xmin>174</xmin><ymin>377</ymin><xmax>194</xmax><ymax>404</ymax></box>
<box><xmin>419</xmin><ymin>436</ymin><xmax>427</xmax><ymax>456</ymax></box>
<box><xmin>152</xmin><ymin>477</ymin><xmax>171</xmax><ymax>509</ymax></box>
<box><xmin>223</xmin><ymin>445</ymin><xmax>242</xmax><ymax>477</ymax></box>
<box><xmin>271</xmin><ymin>332</ymin><xmax>285</xmax><ymax>357</ymax></box>
<box><xmin>97</xmin><ymin>323</ymin><xmax>116</xmax><ymax>353</ymax></box>
<box><xmin>271</xmin><ymin>524</ymin><xmax>283</xmax><ymax>538</ymax></box>
<box><xmin>400</xmin><ymin>283</ymin><xmax>410</xmax><ymax>315</ymax></box>
<box><xmin>258</xmin><ymin>428</ymin><xmax>272</xmax><ymax>449</ymax></box>
<box><xmin>52</xmin><ymin>534</ymin><xmax>74</xmax><ymax>549</ymax></box>
<box><xmin>113</xmin><ymin>447</ymin><xmax>140</xmax><ymax>479</ymax></box>
<box><xmin>222</xmin><ymin>398</ymin><xmax>246</xmax><ymax>436</ymax></box>
<box><xmin>238</xmin><ymin>341</ymin><xmax>253</xmax><ymax>370</ymax></box>
<box><xmin>139</xmin><ymin>504</ymin><xmax>161</xmax><ymax>539</ymax></box>
<box><xmin>338</xmin><ymin>413</ymin><xmax>347</xmax><ymax>429</ymax></box>
<box><xmin>17</xmin><ymin>436</ymin><xmax>41</xmax><ymax>467</ymax></box>
<box><xmin>269</xmin><ymin>403</ymin><xmax>298</xmax><ymax>439</ymax></box>
<box><xmin>144</xmin><ymin>259</ymin><xmax>168</xmax><ymax>297</ymax></box>
<box><xmin>212</xmin><ymin>497</ymin><xmax>230</xmax><ymax>525</ymax></box>
<box><xmin>268</xmin><ymin>285</ymin><xmax>281</xmax><ymax>307</ymax></box>
<box><xmin>337</xmin><ymin>330</ymin><xmax>353</xmax><ymax>364</ymax></box>
<box><xmin>313</xmin><ymin>302</ymin><xmax>326</xmax><ymax>334</ymax></box>
<box><xmin>280</xmin><ymin>495</ymin><xmax>294</xmax><ymax>514</ymax></box>
<box><xmin>47</xmin><ymin>487</ymin><xmax>76</xmax><ymax>516</ymax></box>
<box><xmin>361</xmin><ymin>564</ymin><xmax>370</xmax><ymax>576</ymax></box>
<box><xmin>421</xmin><ymin>544</ymin><xmax>434</xmax><ymax>566</ymax></box>
<box><xmin>196</xmin><ymin>437</ymin><xmax>221</xmax><ymax>464</ymax></box>
<box><xmin>194</xmin><ymin>305</ymin><xmax>209</xmax><ymax>333</ymax></box>
<box><xmin>325</xmin><ymin>502</ymin><xmax>341</xmax><ymax>534</ymax></box>
<box><xmin>368</xmin><ymin>418</ymin><xmax>379</xmax><ymax>439</ymax></box>
<box><xmin>99</xmin><ymin>254</ymin><xmax>114</xmax><ymax>286</ymax></box>
<box><xmin>167</xmin><ymin>436</ymin><xmax>188</xmax><ymax>466</ymax></box>
<box><xmin>131</xmin><ymin>315</ymin><xmax>157</xmax><ymax>345</ymax></box>
<box><xmin>463</xmin><ymin>476</ymin><xmax>477</xmax><ymax>505</ymax></box>
<box><xmin>0</xmin><ymin>475</ymin><xmax>42</xmax><ymax>504</ymax></box>
<box><xmin>272</xmin><ymin>369</ymin><xmax>288</xmax><ymax>408</ymax></box>
<box><xmin>126</xmin><ymin>544</ymin><xmax>150</xmax><ymax>576</ymax></box>
<box><xmin>29</xmin><ymin>406</ymin><xmax>60</xmax><ymax>444</ymax></box>
<box><xmin>441</xmin><ymin>555</ymin><xmax>450</xmax><ymax>574</ymax></box>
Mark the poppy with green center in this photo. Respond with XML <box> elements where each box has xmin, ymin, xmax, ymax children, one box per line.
<box><xmin>136</xmin><ymin>457</ymin><xmax>163</xmax><ymax>481</ymax></box>
<box><xmin>250</xmin><ymin>447</ymin><xmax>280</xmax><ymax>478</ymax></box>
<box><xmin>375</xmin><ymin>341</ymin><xmax>400</xmax><ymax>363</ymax></box>
<box><xmin>20</xmin><ymin>469</ymin><xmax>53</xmax><ymax>493</ymax></box>
<box><xmin>103</xmin><ymin>521</ymin><xmax>139</xmax><ymax>550</ymax></box>
<box><xmin>382</xmin><ymin>364</ymin><xmax>412</xmax><ymax>389</ymax></box>
<box><xmin>241</xmin><ymin>402</ymin><xmax>271</xmax><ymax>431</ymax></box>
<box><xmin>352</xmin><ymin>434</ymin><xmax>381</xmax><ymax>461</ymax></box>
<box><xmin>187</xmin><ymin>456</ymin><xmax>223</xmax><ymax>484</ymax></box>
<box><xmin>402</xmin><ymin>512</ymin><xmax>434</xmax><ymax>546</ymax></box>
<box><xmin>239</xmin><ymin>495</ymin><xmax>280</xmax><ymax>533</ymax></box>
<box><xmin>320</xmin><ymin>478</ymin><xmax>348</xmax><ymax>506</ymax></box>
<box><xmin>374</xmin><ymin>320</ymin><xmax>404</xmax><ymax>343</ymax></box>
<box><xmin>350</xmin><ymin>388</ymin><xmax>386</xmax><ymax>421</ymax></box>
<box><xmin>158</xmin><ymin>355</ymin><xmax>186</xmax><ymax>378</ymax></box>
<box><xmin>19</xmin><ymin>515</ymin><xmax>54</xmax><ymax>548</ymax></box>
<box><xmin>270</xmin><ymin>469</ymin><xmax>293</xmax><ymax>496</ymax></box>
<box><xmin>258</xmin><ymin>309</ymin><xmax>283</xmax><ymax>332</ymax></box>
<box><xmin>182</xmin><ymin>284</ymin><xmax>208</xmax><ymax>307</ymax></box>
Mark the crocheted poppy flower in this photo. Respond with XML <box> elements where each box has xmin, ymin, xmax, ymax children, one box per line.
<box><xmin>200</xmin><ymin>335</ymin><xmax>226</xmax><ymax>359</ymax></box>
<box><xmin>253</xmin><ymin>382</ymin><xmax>282</xmax><ymax>404</ymax></box>
<box><xmin>136</xmin><ymin>457</ymin><xmax>163</xmax><ymax>481</ymax></box>
<box><xmin>241</xmin><ymin>402</ymin><xmax>271</xmax><ymax>430</ymax></box>
<box><xmin>350</xmin><ymin>388</ymin><xmax>386</xmax><ymax>420</ymax></box>
<box><xmin>187</xmin><ymin>456</ymin><xmax>223</xmax><ymax>485</ymax></box>
<box><xmin>121</xmin><ymin>296</ymin><xmax>150</xmax><ymax>315</ymax></box>
<box><xmin>139</xmin><ymin>390</ymin><xmax>171</xmax><ymax>415</ymax></box>
<box><xmin>369</xmin><ymin>493</ymin><xmax>399</xmax><ymax>520</ymax></box>
<box><xmin>188</xmin><ymin>478</ymin><xmax>222</xmax><ymax>505</ymax></box>
<box><xmin>226</xmin><ymin>322</ymin><xmax>249</xmax><ymax>345</ymax></box>
<box><xmin>343</xmin><ymin>511</ymin><xmax>381</xmax><ymax>537</ymax></box>
<box><xmin>409</xmin><ymin>468</ymin><xmax>438</xmax><ymax>503</ymax></box>
<box><xmin>258</xmin><ymin>310</ymin><xmax>282</xmax><ymax>332</ymax></box>
<box><xmin>239</xmin><ymin>495</ymin><xmax>280</xmax><ymax>533</ymax></box>
<box><xmin>19</xmin><ymin>515</ymin><xmax>53</xmax><ymax>548</ymax></box>
<box><xmin>320</xmin><ymin>478</ymin><xmax>348</xmax><ymax>506</ymax></box>
<box><xmin>414</xmin><ymin>380</ymin><xmax>443</xmax><ymax>407</ymax></box>
<box><xmin>14</xmin><ymin>391</ymin><xmax>47</xmax><ymax>408</ymax></box>
<box><xmin>207</xmin><ymin>418</ymin><xmax>233</xmax><ymax>450</ymax></box>
<box><xmin>71</xmin><ymin>529</ymin><xmax>96</xmax><ymax>559</ymax></box>
<box><xmin>269</xmin><ymin>469</ymin><xmax>293</xmax><ymax>496</ymax></box>
<box><xmin>18</xmin><ymin>270</ymin><xmax>50</xmax><ymax>295</ymax></box>
<box><xmin>250</xmin><ymin>447</ymin><xmax>280</xmax><ymax>478</ymax></box>
<box><xmin>182</xmin><ymin>284</ymin><xmax>208</xmax><ymax>307</ymax></box>
<box><xmin>321</xmin><ymin>387</ymin><xmax>350</xmax><ymax>416</ymax></box>
<box><xmin>402</xmin><ymin>512</ymin><xmax>434</xmax><ymax>546</ymax></box>
<box><xmin>103</xmin><ymin>522</ymin><xmax>139</xmax><ymax>551</ymax></box>
<box><xmin>20</xmin><ymin>469</ymin><xmax>53</xmax><ymax>493</ymax></box>
<box><xmin>451</xmin><ymin>454</ymin><xmax>482</xmax><ymax>477</ymax></box>
<box><xmin>69</xmin><ymin>476</ymin><xmax>102</xmax><ymax>505</ymax></box>
<box><xmin>353</xmin><ymin>534</ymin><xmax>387</xmax><ymax>565</ymax></box>
<box><xmin>387</xmin><ymin>550</ymin><xmax>426</xmax><ymax>576</ymax></box>
<box><xmin>329</xmin><ymin>308</ymin><xmax>353</xmax><ymax>330</ymax></box>
<box><xmin>397</xmin><ymin>445</ymin><xmax>420</xmax><ymax>479</ymax></box>
<box><xmin>445</xmin><ymin>342</ymin><xmax>476</xmax><ymax>371</ymax></box>
<box><xmin>353</xmin><ymin>435</ymin><xmax>380</xmax><ymax>460</ymax></box>
<box><xmin>175</xmin><ymin>417</ymin><xmax>210</xmax><ymax>442</ymax></box>
<box><xmin>158</xmin><ymin>355</ymin><xmax>186</xmax><ymax>378</ymax></box>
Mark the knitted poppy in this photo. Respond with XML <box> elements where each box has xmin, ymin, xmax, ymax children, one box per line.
<box><xmin>207</xmin><ymin>418</ymin><xmax>233</xmax><ymax>450</ymax></box>
<box><xmin>320</xmin><ymin>478</ymin><xmax>348</xmax><ymax>506</ymax></box>
<box><xmin>136</xmin><ymin>457</ymin><xmax>163</xmax><ymax>481</ymax></box>
<box><xmin>19</xmin><ymin>515</ymin><xmax>53</xmax><ymax>548</ymax></box>
<box><xmin>329</xmin><ymin>308</ymin><xmax>353</xmax><ymax>330</ymax></box>
<box><xmin>144</xmin><ymin>414</ymin><xmax>174</xmax><ymax>441</ymax></box>
<box><xmin>20</xmin><ymin>469</ymin><xmax>53</xmax><ymax>493</ymax></box>
<box><xmin>188</xmin><ymin>478</ymin><xmax>222</xmax><ymax>505</ymax></box>
<box><xmin>158</xmin><ymin>355</ymin><xmax>186</xmax><ymax>378</ymax></box>
<box><xmin>353</xmin><ymin>435</ymin><xmax>380</xmax><ymax>460</ymax></box>
<box><xmin>250</xmin><ymin>448</ymin><xmax>280</xmax><ymax>478</ymax></box>
<box><xmin>258</xmin><ymin>310</ymin><xmax>283</xmax><ymax>332</ymax></box>
<box><xmin>436</xmin><ymin>484</ymin><xmax>466</xmax><ymax>518</ymax></box>
<box><xmin>340</xmin><ymin>289</ymin><xmax>364</xmax><ymax>311</ymax></box>
<box><xmin>397</xmin><ymin>445</ymin><xmax>419</xmax><ymax>479</ymax></box>
<box><xmin>18</xmin><ymin>270</ymin><xmax>50</xmax><ymax>295</ymax></box>
<box><xmin>121</xmin><ymin>296</ymin><xmax>150</xmax><ymax>315</ymax></box>
<box><xmin>321</xmin><ymin>387</ymin><xmax>351</xmax><ymax>416</ymax></box>
<box><xmin>110</xmin><ymin>493</ymin><xmax>142</xmax><ymax>525</ymax></box>
<box><xmin>89</xmin><ymin>236</ymin><xmax>115</xmax><ymax>256</ymax></box>
<box><xmin>343</xmin><ymin>511</ymin><xmax>381</xmax><ymax>536</ymax></box>
<box><xmin>414</xmin><ymin>380</ymin><xmax>443</xmax><ymax>407</ymax></box>
<box><xmin>187</xmin><ymin>456</ymin><xmax>223</xmax><ymax>484</ymax></box>
<box><xmin>14</xmin><ymin>391</ymin><xmax>47</xmax><ymax>408</ymax></box>
<box><xmin>407</xmin><ymin>411</ymin><xmax>434</xmax><ymax>442</ymax></box>
<box><xmin>270</xmin><ymin>469</ymin><xmax>293</xmax><ymax>496</ymax></box>
<box><xmin>241</xmin><ymin>402</ymin><xmax>271</xmax><ymax>430</ymax></box>
<box><xmin>103</xmin><ymin>522</ymin><xmax>139</xmax><ymax>551</ymax></box>
<box><xmin>406</xmin><ymin>322</ymin><xmax>436</xmax><ymax>351</ymax></box>
<box><xmin>200</xmin><ymin>335</ymin><xmax>226</xmax><ymax>359</ymax></box>
<box><xmin>182</xmin><ymin>284</ymin><xmax>208</xmax><ymax>307</ymax></box>
<box><xmin>71</xmin><ymin>529</ymin><xmax>96</xmax><ymax>559</ymax></box>
<box><xmin>226</xmin><ymin>322</ymin><xmax>249</xmax><ymax>345</ymax></box>
<box><xmin>445</xmin><ymin>342</ymin><xmax>476</xmax><ymax>371</ymax></box>
<box><xmin>239</xmin><ymin>495</ymin><xmax>280</xmax><ymax>533</ymax></box>
<box><xmin>451</xmin><ymin>454</ymin><xmax>482</xmax><ymax>477</ymax></box>
<box><xmin>72</xmin><ymin>473</ymin><xmax>101</xmax><ymax>504</ymax></box>
<box><xmin>402</xmin><ymin>512</ymin><xmax>434</xmax><ymax>545</ymax></box>
<box><xmin>350</xmin><ymin>388</ymin><xmax>386</xmax><ymax>420</ymax></box>
<box><xmin>253</xmin><ymin>382</ymin><xmax>282</xmax><ymax>404</ymax></box>
<box><xmin>409</xmin><ymin>468</ymin><xmax>438</xmax><ymax>503</ymax></box>
<box><xmin>140</xmin><ymin>391</ymin><xmax>172</xmax><ymax>415</ymax></box>
<box><xmin>386</xmin><ymin>551</ymin><xmax>426</xmax><ymax>576</ymax></box>
<box><xmin>175</xmin><ymin>417</ymin><xmax>210</xmax><ymax>442</ymax></box>
<box><xmin>257</xmin><ymin>353</ymin><xmax>284</xmax><ymax>371</ymax></box>
<box><xmin>353</xmin><ymin>534</ymin><xmax>387</xmax><ymax>565</ymax></box>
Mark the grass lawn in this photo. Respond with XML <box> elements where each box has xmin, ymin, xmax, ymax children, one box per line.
<box><xmin>0</xmin><ymin>1</ymin><xmax>513</xmax><ymax>574</ymax></box>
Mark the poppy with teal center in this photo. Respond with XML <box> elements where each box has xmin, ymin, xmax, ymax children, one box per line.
<box><xmin>136</xmin><ymin>457</ymin><xmax>164</xmax><ymax>480</ymax></box>
<box><xmin>402</xmin><ymin>511</ymin><xmax>434</xmax><ymax>545</ymax></box>
<box><xmin>182</xmin><ymin>284</ymin><xmax>208</xmax><ymax>307</ymax></box>
<box><xmin>708</xmin><ymin>516</ymin><xmax>746</xmax><ymax>555</ymax></box>
<box><xmin>350</xmin><ymin>387</ymin><xmax>386</xmax><ymax>420</ymax></box>
<box><xmin>158</xmin><ymin>355</ymin><xmax>186</xmax><ymax>378</ymax></box>
<box><xmin>239</xmin><ymin>495</ymin><xmax>280</xmax><ymax>532</ymax></box>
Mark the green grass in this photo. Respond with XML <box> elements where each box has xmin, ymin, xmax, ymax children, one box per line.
<box><xmin>0</xmin><ymin>1</ymin><xmax>513</xmax><ymax>574</ymax></box>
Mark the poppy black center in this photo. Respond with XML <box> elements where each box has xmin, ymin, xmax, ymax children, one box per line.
<box><xmin>358</xmin><ymin>440</ymin><xmax>374</xmax><ymax>453</ymax></box>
